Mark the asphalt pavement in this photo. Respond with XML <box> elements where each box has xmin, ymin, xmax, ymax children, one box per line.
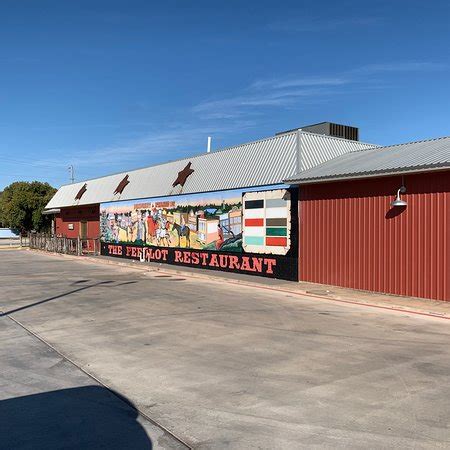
<box><xmin>1</xmin><ymin>249</ymin><xmax>450</xmax><ymax>449</ymax></box>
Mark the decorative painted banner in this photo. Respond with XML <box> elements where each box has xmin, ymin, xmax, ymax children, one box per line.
<box><xmin>100</xmin><ymin>185</ymin><xmax>297</xmax><ymax>280</ymax></box>
<box><xmin>242</xmin><ymin>189</ymin><xmax>291</xmax><ymax>255</ymax></box>
<box><xmin>101</xmin><ymin>242</ymin><xmax>298</xmax><ymax>281</ymax></box>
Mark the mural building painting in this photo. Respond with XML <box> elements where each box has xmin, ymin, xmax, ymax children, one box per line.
<box><xmin>100</xmin><ymin>186</ymin><xmax>298</xmax><ymax>280</ymax></box>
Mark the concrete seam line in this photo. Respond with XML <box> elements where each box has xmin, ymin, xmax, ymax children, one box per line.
<box><xmin>28</xmin><ymin>249</ymin><xmax>450</xmax><ymax>321</ymax></box>
<box><xmin>3</xmin><ymin>313</ymin><xmax>193</xmax><ymax>450</ymax></box>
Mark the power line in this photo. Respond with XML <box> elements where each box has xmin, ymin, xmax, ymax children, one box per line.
<box><xmin>1</xmin><ymin>156</ymin><xmax>66</xmax><ymax>169</ymax></box>
<box><xmin>0</xmin><ymin>173</ymin><xmax>63</xmax><ymax>182</ymax></box>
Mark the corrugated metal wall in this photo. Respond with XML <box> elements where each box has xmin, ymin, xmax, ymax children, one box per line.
<box><xmin>56</xmin><ymin>205</ymin><xmax>100</xmax><ymax>239</ymax></box>
<box><xmin>299</xmin><ymin>171</ymin><xmax>450</xmax><ymax>301</ymax></box>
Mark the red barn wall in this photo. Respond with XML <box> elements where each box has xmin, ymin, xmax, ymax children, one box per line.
<box><xmin>299</xmin><ymin>171</ymin><xmax>450</xmax><ymax>301</ymax></box>
<box><xmin>55</xmin><ymin>205</ymin><xmax>100</xmax><ymax>239</ymax></box>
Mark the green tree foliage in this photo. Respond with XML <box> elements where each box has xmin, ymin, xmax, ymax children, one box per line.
<box><xmin>0</xmin><ymin>181</ymin><xmax>56</xmax><ymax>232</ymax></box>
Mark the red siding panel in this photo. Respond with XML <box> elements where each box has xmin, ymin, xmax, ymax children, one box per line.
<box><xmin>299</xmin><ymin>171</ymin><xmax>450</xmax><ymax>301</ymax></box>
<box><xmin>55</xmin><ymin>204</ymin><xmax>100</xmax><ymax>239</ymax></box>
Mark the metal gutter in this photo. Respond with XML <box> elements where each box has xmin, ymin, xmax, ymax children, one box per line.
<box><xmin>285</xmin><ymin>165</ymin><xmax>450</xmax><ymax>185</ymax></box>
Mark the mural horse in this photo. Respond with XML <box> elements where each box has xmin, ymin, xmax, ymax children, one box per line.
<box><xmin>156</xmin><ymin>218</ymin><xmax>171</xmax><ymax>247</ymax></box>
<box><xmin>172</xmin><ymin>222</ymin><xmax>191</xmax><ymax>248</ymax></box>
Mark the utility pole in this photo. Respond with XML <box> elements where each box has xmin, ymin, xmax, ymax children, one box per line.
<box><xmin>68</xmin><ymin>165</ymin><xmax>75</xmax><ymax>184</ymax></box>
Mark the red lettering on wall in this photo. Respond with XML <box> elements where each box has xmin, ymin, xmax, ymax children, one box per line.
<box><xmin>264</xmin><ymin>258</ymin><xmax>277</xmax><ymax>274</ymax></box>
<box><xmin>103</xmin><ymin>243</ymin><xmax>288</xmax><ymax>279</ymax></box>
<box><xmin>252</xmin><ymin>257</ymin><xmax>263</xmax><ymax>273</ymax></box>
<box><xmin>199</xmin><ymin>253</ymin><xmax>208</xmax><ymax>265</ymax></box>
<box><xmin>174</xmin><ymin>250</ymin><xmax>183</xmax><ymax>262</ymax></box>
<box><xmin>209</xmin><ymin>254</ymin><xmax>219</xmax><ymax>267</ymax></box>
<box><xmin>219</xmin><ymin>254</ymin><xmax>228</xmax><ymax>268</ymax></box>
<box><xmin>228</xmin><ymin>255</ymin><xmax>240</xmax><ymax>270</ymax></box>
<box><xmin>108</xmin><ymin>245</ymin><xmax>122</xmax><ymax>256</ymax></box>
<box><xmin>240</xmin><ymin>256</ymin><xmax>255</xmax><ymax>272</ymax></box>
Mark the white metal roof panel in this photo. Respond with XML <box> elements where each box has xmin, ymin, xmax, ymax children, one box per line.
<box><xmin>300</xmin><ymin>131</ymin><xmax>376</xmax><ymax>171</ymax></box>
<box><xmin>286</xmin><ymin>136</ymin><xmax>450</xmax><ymax>184</ymax></box>
<box><xmin>46</xmin><ymin>131</ymin><xmax>375</xmax><ymax>209</ymax></box>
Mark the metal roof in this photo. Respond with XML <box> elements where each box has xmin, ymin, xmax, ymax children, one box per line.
<box><xmin>299</xmin><ymin>132</ymin><xmax>371</xmax><ymax>171</ymax></box>
<box><xmin>285</xmin><ymin>136</ymin><xmax>450</xmax><ymax>184</ymax></box>
<box><xmin>42</xmin><ymin>208</ymin><xmax>61</xmax><ymax>215</ymax></box>
<box><xmin>46</xmin><ymin>131</ymin><xmax>375</xmax><ymax>209</ymax></box>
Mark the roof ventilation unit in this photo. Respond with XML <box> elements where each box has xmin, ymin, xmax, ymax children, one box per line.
<box><xmin>276</xmin><ymin>122</ymin><xmax>359</xmax><ymax>141</ymax></box>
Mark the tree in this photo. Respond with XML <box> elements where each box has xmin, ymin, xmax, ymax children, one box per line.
<box><xmin>0</xmin><ymin>181</ymin><xmax>57</xmax><ymax>233</ymax></box>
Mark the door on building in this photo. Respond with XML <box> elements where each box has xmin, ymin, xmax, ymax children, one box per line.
<box><xmin>80</xmin><ymin>221</ymin><xmax>88</xmax><ymax>239</ymax></box>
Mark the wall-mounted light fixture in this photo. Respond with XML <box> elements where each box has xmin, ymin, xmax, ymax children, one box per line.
<box><xmin>391</xmin><ymin>186</ymin><xmax>407</xmax><ymax>207</ymax></box>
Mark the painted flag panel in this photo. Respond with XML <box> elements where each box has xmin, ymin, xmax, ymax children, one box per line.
<box><xmin>244</xmin><ymin>208</ymin><xmax>265</xmax><ymax>219</ymax></box>
<box><xmin>245</xmin><ymin>199</ymin><xmax>264</xmax><ymax>209</ymax></box>
<box><xmin>266</xmin><ymin>218</ymin><xmax>287</xmax><ymax>226</ymax></box>
<box><xmin>266</xmin><ymin>237</ymin><xmax>288</xmax><ymax>247</ymax></box>
<box><xmin>244</xmin><ymin>236</ymin><xmax>264</xmax><ymax>246</ymax></box>
<box><xmin>243</xmin><ymin>188</ymin><xmax>291</xmax><ymax>255</ymax></box>
<box><xmin>245</xmin><ymin>218</ymin><xmax>264</xmax><ymax>227</ymax></box>
<box><xmin>265</xmin><ymin>207</ymin><xmax>288</xmax><ymax>219</ymax></box>
<box><xmin>266</xmin><ymin>227</ymin><xmax>287</xmax><ymax>237</ymax></box>
<box><xmin>265</xmin><ymin>198</ymin><xmax>287</xmax><ymax>208</ymax></box>
<box><xmin>244</xmin><ymin>226</ymin><xmax>265</xmax><ymax>236</ymax></box>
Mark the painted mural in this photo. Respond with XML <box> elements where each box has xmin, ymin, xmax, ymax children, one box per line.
<box><xmin>100</xmin><ymin>185</ymin><xmax>298</xmax><ymax>280</ymax></box>
<box><xmin>100</xmin><ymin>186</ymin><xmax>291</xmax><ymax>254</ymax></box>
<box><xmin>101</xmin><ymin>188</ymin><xmax>247</xmax><ymax>252</ymax></box>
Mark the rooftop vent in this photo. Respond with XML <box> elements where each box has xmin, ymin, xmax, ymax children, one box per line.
<box><xmin>276</xmin><ymin>122</ymin><xmax>359</xmax><ymax>141</ymax></box>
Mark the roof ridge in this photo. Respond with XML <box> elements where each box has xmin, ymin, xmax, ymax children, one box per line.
<box><xmin>373</xmin><ymin>134</ymin><xmax>450</xmax><ymax>150</ymax></box>
<box><xmin>299</xmin><ymin>129</ymin><xmax>376</xmax><ymax>147</ymax></box>
<box><xmin>322</xmin><ymin>134</ymin><xmax>450</xmax><ymax>158</ymax></box>
<box><xmin>57</xmin><ymin>131</ymin><xmax>299</xmax><ymax>188</ymax></box>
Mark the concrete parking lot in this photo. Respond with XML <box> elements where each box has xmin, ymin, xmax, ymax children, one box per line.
<box><xmin>1</xmin><ymin>250</ymin><xmax>450</xmax><ymax>449</ymax></box>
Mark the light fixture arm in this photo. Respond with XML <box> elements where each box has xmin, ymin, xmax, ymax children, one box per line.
<box><xmin>391</xmin><ymin>186</ymin><xmax>407</xmax><ymax>207</ymax></box>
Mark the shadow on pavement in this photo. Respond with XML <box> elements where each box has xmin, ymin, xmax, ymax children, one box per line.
<box><xmin>0</xmin><ymin>281</ymin><xmax>115</xmax><ymax>317</ymax></box>
<box><xmin>0</xmin><ymin>385</ymin><xmax>152</xmax><ymax>449</ymax></box>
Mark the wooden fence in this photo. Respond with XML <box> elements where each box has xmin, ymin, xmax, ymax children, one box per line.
<box><xmin>29</xmin><ymin>233</ymin><xmax>100</xmax><ymax>256</ymax></box>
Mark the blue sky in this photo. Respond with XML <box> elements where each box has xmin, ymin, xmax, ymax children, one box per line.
<box><xmin>1</xmin><ymin>0</ymin><xmax>450</xmax><ymax>189</ymax></box>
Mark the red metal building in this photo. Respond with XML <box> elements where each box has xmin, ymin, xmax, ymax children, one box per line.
<box><xmin>287</xmin><ymin>137</ymin><xmax>450</xmax><ymax>301</ymax></box>
<box><xmin>45</xmin><ymin>128</ymin><xmax>450</xmax><ymax>301</ymax></box>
